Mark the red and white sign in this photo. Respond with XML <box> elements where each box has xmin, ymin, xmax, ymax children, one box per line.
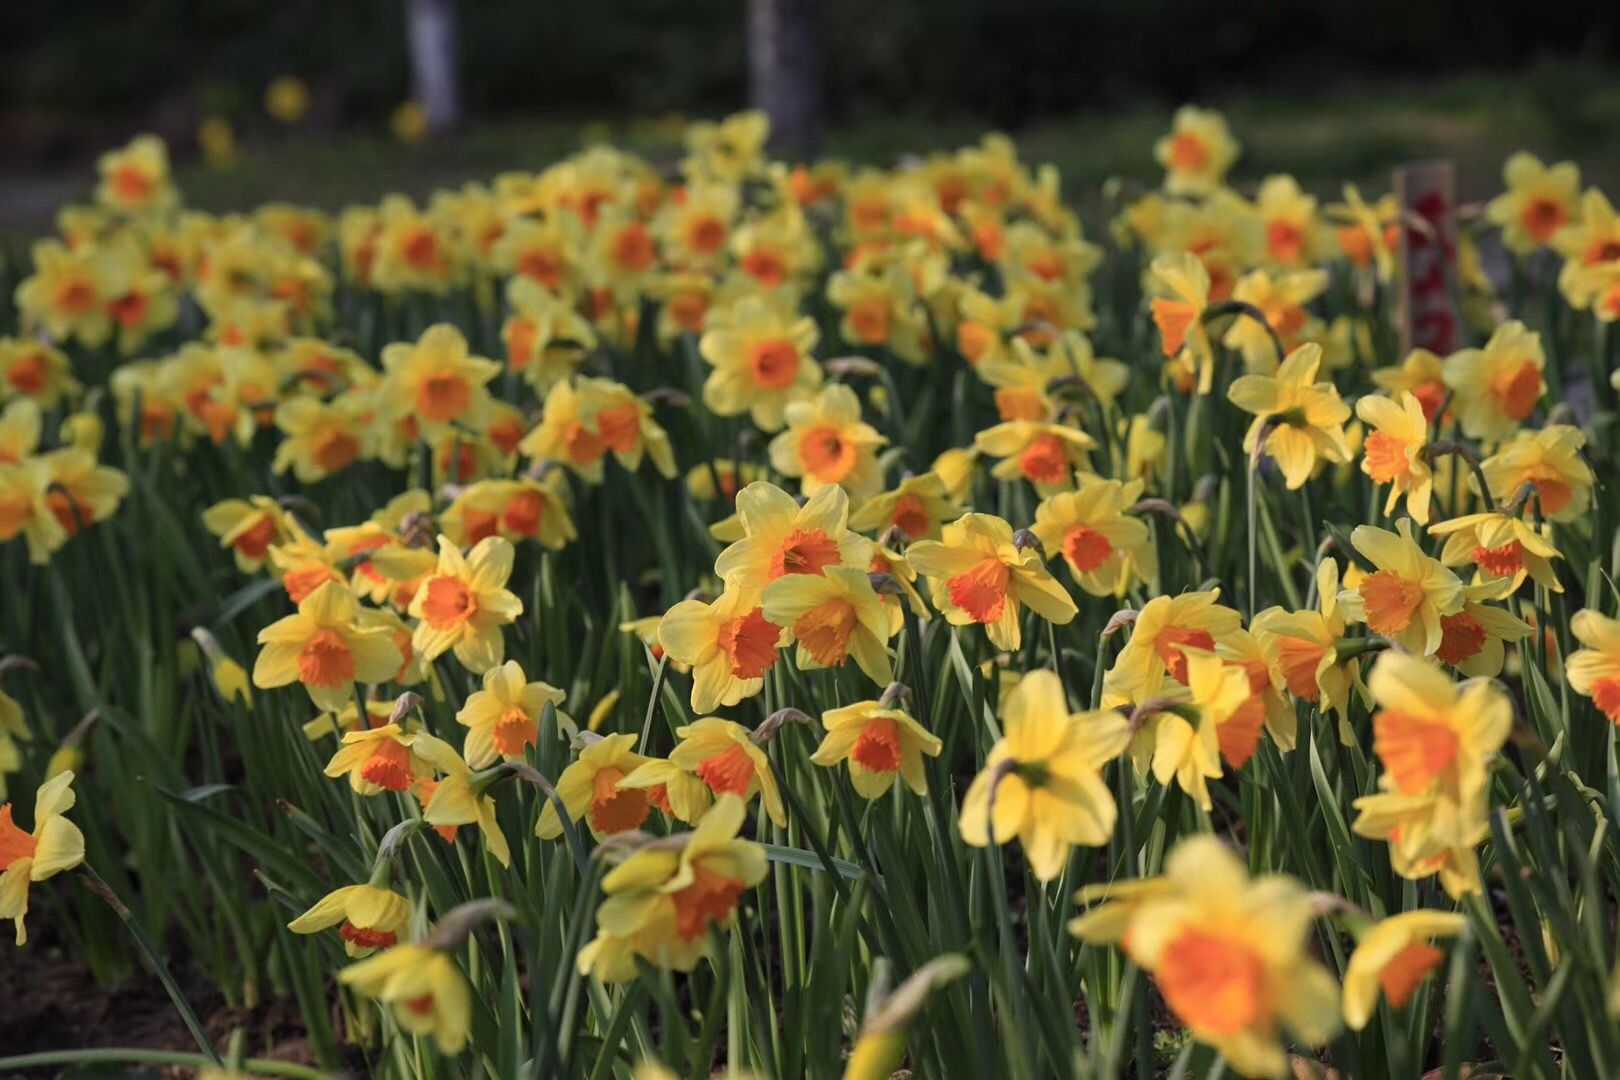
<box><xmin>1396</xmin><ymin>160</ymin><xmax>1460</xmax><ymax>355</ymax></box>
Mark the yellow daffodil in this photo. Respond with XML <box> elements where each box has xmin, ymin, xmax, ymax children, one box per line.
<box><xmin>868</xmin><ymin>540</ymin><xmax>928</xmax><ymax>634</ymax></box>
<box><xmin>1227</xmin><ymin>343</ymin><xmax>1352</xmax><ymax>489</ymax></box>
<box><xmin>713</xmin><ymin>482</ymin><xmax>872</xmax><ymax>596</ymax></box>
<box><xmin>1552</xmin><ymin>188</ymin><xmax>1620</xmax><ymax>309</ymax></box>
<box><xmin>455</xmin><ymin>660</ymin><xmax>566</xmax><ymax>768</ymax></box>
<box><xmin>810</xmin><ymin>700</ymin><xmax>941</xmax><ymax>799</ymax></box>
<box><xmin>762</xmin><ymin>564</ymin><xmax>894</xmax><ymax>686</ymax></box>
<box><xmin>972</xmin><ymin>419</ymin><xmax>1094</xmax><ymax>494</ymax></box>
<box><xmin>288</xmin><ymin>883</ymin><xmax>411</xmax><ymax>957</ymax></box>
<box><xmin>1224</xmin><ymin>268</ymin><xmax>1328</xmax><ymax>374</ymax></box>
<box><xmin>1030</xmin><ymin>475</ymin><xmax>1156</xmax><ymax>597</ymax></box>
<box><xmin>1103</xmin><ymin>588</ymin><xmax>1243</xmax><ymax>702</ymax></box>
<box><xmin>1254</xmin><ymin>174</ymin><xmax>1325</xmax><ymax>269</ymax></box>
<box><xmin>827</xmin><ymin>264</ymin><xmax>929</xmax><ymax>364</ymax></box>
<box><xmin>1147</xmin><ymin>252</ymin><xmax>1214</xmax><ymax>393</ymax></box>
<box><xmin>0</xmin><ymin>399</ymin><xmax>40</xmax><ymax>464</ymax></box>
<box><xmin>1478</xmin><ymin>424</ymin><xmax>1593</xmax><ymax>523</ymax></box>
<box><xmin>536</xmin><ymin>732</ymin><xmax>656</xmax><ymax>839</ymax></box>
<box><xmin>768</xmin><ymin>384</ymin><xmax>887</xmax><ymax>500</ymax></box>
<box><xmin>407</xmin><ymin>536</ymin><xmax>522</xmax><ymax>673</ymax></box>
<box><xmin>0</xmin><ymin>772</ymin><xmax>85</xmax><ymax>945</ymax></box>
<box><xmin>576</xmin><ymin>795</ymin><xmax>767</xmax><ymax>980</ymax></box>
<box><xmin>1443</xmin><ymin>320</ymin><xmax>1545</xmax><ymax>442</ymax></box>
<box><xmin>653</xmin><ymin>181</ymin><xmax>737</xmax><ymax>268</ymax></box>
<box><xmin>614</xmin><ymin>757</ymin><xmax>716</xmax><ymax>827</ymax></box>
<box><xmin>28</xmin><ymin>447</ymin><xmax>128</xmax><ymax>564</ymax></box>
<box><xmin>1161</xmin><ymin>188</ymin><xmax>1254</xmax><ymax>298</ymax></box>
<box><xmin>1154</xmin><ymin>106</ymin><xmax>1239</xmax><ymax>197</ymax></box>
<box><xmin>502</xmin><ymin>276</ymin><xmax>596</xmax><ymax>392</ymax></box>
<box><xmin>731</xmin><ymin>208</ymin><xmax>822</xmax><ymax>294</ymax></box>
<box><xmin>253</xmin><ymin>581</ymin><xmax>402</xmax><ymax>712</ymax></box>
<box><xmin>380</xmin><ymin>324</ymin><xmax>499</xmax><ymax>436</ymax></box>
<box><xmin>954</xmin><ymin>286</ymin><xmax>1020</xmax><ymax>370</ymax></box>
<box><xmin>1252</xmin><ymin>559</ymin><xmax>1362</xmax><ymax>730</ymax></box>
<box><xmin>95</xmin><ymin>134</ymin><xmax>177</xmax><ymax>215</ymax></box>
<box><xmin>413</xmin><ymin>734</ymin><xmax>512</xmax><ymax>867</ymax></box>
<box><xmin>16</xmin><ymin>240</ymin><xmax>111</xmax><ymax>347</ymax></box>
<box><xmin>1487</xmin><ymin>152</ymin><xmax>1580</xmax><ymax>254</ymax></box>
<box><xmin>1568</xmin><ymin>610</ymin><xmax>1620</xmax><ymax>724</ymax></box>
<box><xmin>1372</xmin><ymin>348</ymin><xmax>1449</xmax><ymax>425</ymax></box>
<box><xmin>1081</xmin><ymin>835</ymin><xmax>1340</xmax><ymax>1078</ymax></box>
<box><xmin>202</xmin><ymin>495</ymin><xmax>295</xmax><ymax>573</ymax></box>
<box><xmin>659</xmin><ymin>718</ymin><xmax>784</xmax><ymax>828</ymax></box>
<box><xmin>1356</xmin><ymin>390</ymin><xmax>1434</xmax><ymax>523</ymax></box>
<box><xmin>1352</xmin><ymin>653</ymin><xmax>1511</xmax><ymax>899</ymax></box>
<box><xmin>442</xmin><ymin>476</ymin><xmax>577</xmax><ymax>551</ymax></box>
<box><xmin>684</xmin><ymin>110</ymin><xmax>770</xmax><ymax>182</ymax></box>
<box><xmin>657</xmin><ymin>587</ymin><xmax>785</xmax><ymax>713</ymax></box>
<box><xmin>978</xmin><ymin>331</ymin><xmax>1127</xmax><ymax>421</ymax></box>
<box><xmin>268</xmin><ymin>532</ymin><xmax>347</xmax><ymax>604</ymax></box>
<box><xmin>698</xmin><ymin>295</ymin><xmax>822</xmax><ymax>431</ymax></box>
<box><xmin>0</xmin><ymin>339</ymin><xmax>79</xmax><ymax>409</ymax></box>
<box><xmin>958</xmin><ymin>670</ymin><xmax>1128</xmax><ymax>880</ymax></box>
<box><xmin>1429</xmin><ymin>510</ymin><xmax>1562</xmax><ymax>594</ymax></box>
<box><xmin>1217</xmin><ymin>628</ymin><xmax>1297</xmax><ymax>763</ymax></box>
<box><xmin>272</xmin><ymin>395</ymin><xmax>369</xmax><ymax>482</ymax></box>
<box><xmin>324</xmin><ymin>723</ymin><xmax>439</xmax><ymax>796</ymax></box>
<box><xmin>1342</xmin><ymin>910</ymin><xmax>1466</xmax><ymax>1029</ymax></box>
<box><xmin>907</xmin><ymin>513</ymin><xmax>1077</xmax><ymax>651</ymax></box>
<box><xmin>1431</xmin><ymin>582</ymin><xmax>1531</xmax><ymax>677</ymax></box>
<box><xmin>847</xmin><ymin>471</ymin><xmax>963</xmax><ymax>542</ymax></box>
<box><xmin>930</xmin><ymin>446</ymin><xmax>977</xmax><ymax>503</ymax></box>
<box><xmin>340</xmin><ymin>942</ymin><xmax>471</xmax><ymax>1054</ymax></box>
<box><xmin>370</xmin><ymin>196</ymin><xmax>468</xmax><ymax>294</ymax></box>
<box><xmin>522</xmin><ymin>376</ymin><xmax>675</xmax><ymax>482</ymax></box>
<box><xmin>1140</xmin><ymin>650</ymin><xmax>1251</xmax><ymax>810</ymax></box>
<box><xmin>1329</xmin><ymin>184</ymin><xmax>1399</xmax><ymax>282</ymax></box>
<box><xmin>1336</xmin><ymin>520</ymin><xmax>1462</xmax><ymax>656</ymax></box>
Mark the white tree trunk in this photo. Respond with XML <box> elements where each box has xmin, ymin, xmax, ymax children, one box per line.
<box><xmin>407</xmin><ymin>0</ymin><xmax>463</xmax><ymax>132</ymax></box>
<box><xmin>748</xmin><ymin>0</ymin><xmax>821</xmax><ymax>158</ymax></box>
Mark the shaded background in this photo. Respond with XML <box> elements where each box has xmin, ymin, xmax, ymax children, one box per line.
<box><xmin>2</xmin><ymin>1</ymin><xmax>1619</xmax><ymax>232</ymax></box>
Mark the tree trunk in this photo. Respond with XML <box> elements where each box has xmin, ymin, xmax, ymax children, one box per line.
<box><xmin>406</xmin><ymin>0</ymin><xmax>463</xmax><ymax>133</ymax></box>
<box><xmin>748</xmin><ymin>0</ymin><xmax>821</xmax><ymax>159</ymax></box>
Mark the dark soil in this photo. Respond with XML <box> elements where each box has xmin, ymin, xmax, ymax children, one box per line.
<box><xmin>0</xmin><ymin>947</ymin><xmax>317</xmax><ymax>1078</ymax></box>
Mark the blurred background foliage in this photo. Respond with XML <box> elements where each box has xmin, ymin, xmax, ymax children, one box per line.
<box><xmin>3</xmin><ymin>1</ymin><xmax>1620</xmax><ymax>232</ymax></box>
<box><xmin>6</xmin><ymin>1</ymin><xmax>1616</xmax><ymax>126</ymax></box>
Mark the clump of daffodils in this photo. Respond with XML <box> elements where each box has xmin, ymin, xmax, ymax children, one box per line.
<box><xmin>4</xmin><ymin>107</ymin><xmax>1615</xmax><ymax>1080</ymax></box>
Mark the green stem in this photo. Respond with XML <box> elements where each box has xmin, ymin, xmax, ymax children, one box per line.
<box><xmin>0</xmin><ymin>1049</ymin><xmax>323</xmax><ymax>1079</ymax></box>
<box><xmin>80</xmin><ymin>864</ymin><xmax>220</xmax><ymax>1064</ymax></box>
<box><xmin>1246</xmin><ymin>444</ymin><xmax>1260</xmax><ymax>620</ymax></box>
